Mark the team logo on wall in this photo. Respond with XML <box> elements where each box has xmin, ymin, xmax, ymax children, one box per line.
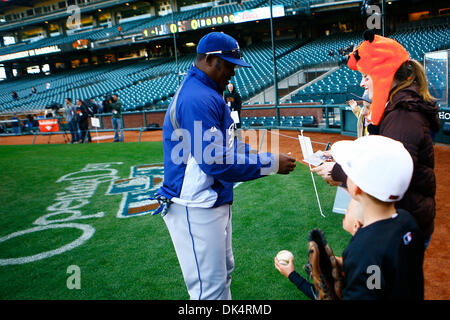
<box><xmin>107</xmin><ymin>164</ymin><xmax>164</xmax><ymax>218</ymax></box>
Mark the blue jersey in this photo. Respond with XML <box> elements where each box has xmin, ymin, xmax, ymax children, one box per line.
<box><xmin>157</xmin><ymin>66</ymin><xmax>276</xmax><ymax>208</ymax></box>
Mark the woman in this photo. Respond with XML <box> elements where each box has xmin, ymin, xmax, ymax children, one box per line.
<box><xmin>76</xmin><ymin>99</ymin><xmax>92</xmax><ymax>143</ymax></box>
<box><xmin>348</xmin><ymin>74</ymin><xmax>371</xmax><ymax>137</ymax></box>
<box><xmin>313</xmin><ymin>32</ymin><xmax>440</xmax><ymax>248</ymax></box>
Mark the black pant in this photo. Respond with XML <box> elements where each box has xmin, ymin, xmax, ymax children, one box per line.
<box><xmin>79</xmin><ymin>120</ymin><xmax>91</xmax><ymax>143</ymax></box>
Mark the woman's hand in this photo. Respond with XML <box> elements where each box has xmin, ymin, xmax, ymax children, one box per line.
<box><xmin>311</xmin><ymin>162</ymin><xmax>341</xmax><ymax>186</ymax></box>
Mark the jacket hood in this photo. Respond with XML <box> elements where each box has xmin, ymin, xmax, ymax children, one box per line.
<box><xmin>347</xmin><ymin>31</ymin><xmax>410</xmax><ymax>125</ymax></box>
<box><xmin>386</xmin><ymin>84</ymin><xmax>441</xmax><ymax>132</ymax></box>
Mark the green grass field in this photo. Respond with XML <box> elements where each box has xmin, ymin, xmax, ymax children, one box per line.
<box><xmin>0</xmin><ymin>142</ymin><xmax>349</xmax><ymax>300</ymax></box>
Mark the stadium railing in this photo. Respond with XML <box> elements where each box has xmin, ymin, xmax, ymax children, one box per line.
<box><xmin>2</xmin><ymin>105</ymin><xmax>449</xmax><ymax>145</ymax></box>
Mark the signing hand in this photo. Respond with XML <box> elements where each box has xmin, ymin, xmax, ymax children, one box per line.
<box><xmin>310</xmin><ymin>161</ymin><xmax>341</xmax><ymax>186</ymax></box>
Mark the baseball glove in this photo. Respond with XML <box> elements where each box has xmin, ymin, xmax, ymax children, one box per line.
<box><xmin>304</xmin><ymin>228</ymin><xmax>344</xmax><ymax>300</ymax></box>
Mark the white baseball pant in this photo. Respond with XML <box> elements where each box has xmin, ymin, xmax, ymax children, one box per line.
<box><xmin>163</xmin><ymin>202</ymin><xmax>234</xmax><ymax>300</ymax></box>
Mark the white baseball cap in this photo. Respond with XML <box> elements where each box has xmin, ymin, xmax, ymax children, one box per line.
<box><xmin>330</xmin><ymin>135</ymin><xmax>413</xmax><ymax>202</ymax></box>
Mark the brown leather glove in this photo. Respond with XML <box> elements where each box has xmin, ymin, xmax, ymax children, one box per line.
<box><xmin>304</xmin><ymin>229</ymin><xmax>344</xmax><ymax>300</ymax></box>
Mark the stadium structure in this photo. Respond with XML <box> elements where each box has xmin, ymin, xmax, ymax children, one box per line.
<box><xmin>0</xmin><ymin>0</ymin><xmax>448</xmax><ymax>143</ymax></box>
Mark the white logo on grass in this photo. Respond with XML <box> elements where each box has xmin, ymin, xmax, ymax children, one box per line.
<box><xmin>0</xmin><ymin>163</ymin><xmax>121</xmax><ymax>266</ymax></box>
<box><xmin>0</xmin><ymin>224</ymin><xmax>94</xmax><ymax>266</ymax></box>
<box><xmin>106</xmin><ymin>164</ymin><xmax>164</xmax><ymax>218</ymax></box>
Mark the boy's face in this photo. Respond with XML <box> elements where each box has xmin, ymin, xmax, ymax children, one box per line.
<box><xmin>343</xmin><ymin>199</ymin><xmax>363</xmax><ymax>236</ymax></box>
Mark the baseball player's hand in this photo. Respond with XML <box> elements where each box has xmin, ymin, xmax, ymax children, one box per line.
<box><xmin>348</xmin><ymin>99</ymin><xmax>358</xmax><ymax>110</ymax></box>
<box><xmin>277</xmin><ymin>153</ymin><xmax>296</xmax><ymax>174</ymax></box>
<box><xmin>311</xmin><ymin>162</ymin><xmax>340</xmax><ymax>186</ymax></box>
<box><xmin>274</xmin><ymin>256</ymin><xmax>295</xmax><ymax>278</ymax></box>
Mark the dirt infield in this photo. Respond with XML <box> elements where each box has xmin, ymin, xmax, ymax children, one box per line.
<box><xmin>1</xmin><ymin>129</ymin><xmax>448</xmax><ymax>300</ymax></box>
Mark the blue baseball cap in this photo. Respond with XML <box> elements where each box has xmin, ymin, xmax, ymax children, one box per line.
<box><xmin>197</xmin><ymin>32</ymin><xmax>252</xmax><ymax>68</ymax></box>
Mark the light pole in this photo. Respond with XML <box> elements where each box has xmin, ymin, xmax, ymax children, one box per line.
<box><xmin>170</xmin><ymin>0</ymin><xmax>180</xmax><ymax>85</ymax></box>
<box><xmin>381</xmin><ymin>0</ymin><xmax>385</xmax><ymax>36</ymax></box>
<box><xmin>269</xmin><ymin>0</ymin><xmax>280</xmax><ymax>125</ymax></box>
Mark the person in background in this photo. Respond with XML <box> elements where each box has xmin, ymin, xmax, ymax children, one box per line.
<box><xmin>76</xmin><ymin>99</ymin><xmax>92</xmax><ymax>143</ymax></box>
<box><xmin>64</xmin><ymin>98</ymin><xmax>80</xmax><ymax>144</ymax></box>
<box><xmin>11</xmin><ymin>91</ymin><xmax>19</xmax><ymax>100</ymax></box>
<box><xmin>24</xmin><ymin>114</ymin><xmax>37</xmax><ymax>131</ymax></box>
<box><xmin>10</xmin><ymin>113</ymin><xmax>21</xmax><ymax>134</ymax></box>
<box><xmin>102</xmin><ymin>95</ymin><xmax>112</xmax><ymax>114</ymax></box>
<box><xmin>348</xmin><ymin>74</ymin><xmax>371</xmax><ymax>137</ymax></box>
<box><xmin>224</xmin><ymin>82</ymin><xmax>242</xmax><ymax>129</ymax></box>
<box><xmin>111</xmin><ymin>94</ymin><xmax>124</xmax><ymax>142</ymax></box>
<box><xmin>86</xmin><ymin>98</ymin><xmax>99</xmax><ymax>115</ymax></box>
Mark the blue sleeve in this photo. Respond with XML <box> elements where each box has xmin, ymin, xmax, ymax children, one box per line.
<box><xmin>180</xmin><ymin>95</ymin><xmax>277</xmax><ymax>182</ymax></box>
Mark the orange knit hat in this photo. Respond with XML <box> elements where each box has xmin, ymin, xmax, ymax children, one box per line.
<box><xmin>347</xmin><ymin>31</ymin><xmax>410</xmax><ymax>125</ymax></box>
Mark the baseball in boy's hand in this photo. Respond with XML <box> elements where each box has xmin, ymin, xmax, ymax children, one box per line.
<box><xmin>276</xmin><ymin>250</ymin><xmax>294</xmax><ymax>266</ymax></box>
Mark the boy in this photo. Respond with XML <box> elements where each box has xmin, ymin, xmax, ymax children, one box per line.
<box><xmin>276</xmin><ymin>135</ymin><xmax>425</xmax><ymax>299</ymax></box>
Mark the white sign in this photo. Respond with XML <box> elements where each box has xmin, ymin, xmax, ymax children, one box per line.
<box><xmin>91</xmin><ymin>117</ymin><xmax>101</xmax><ymax>128</ymax></box>
<box><xmin>230</xmin><ymin>111</ymin><xmax>240</xmax><ymax>124</ymax></box>
<box><xmin>298</xmin><ymin>134</ymin><xmax>326</xmax><ymax>167</ymax></box>
<box><xmin>0</xmin><ymin>45</ymin><xmax>61</xmax><ymax>62</ymax></box>
<box><xmin>233</xmin><ymin>5</ymin><xmax>285</xmax><ymax>24</ymax></box>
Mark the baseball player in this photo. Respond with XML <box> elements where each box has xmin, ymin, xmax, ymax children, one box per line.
<box><xmin>154</xmin><ymin>32</ymin><xmax>296</xmax><ymax>300</ymax></box>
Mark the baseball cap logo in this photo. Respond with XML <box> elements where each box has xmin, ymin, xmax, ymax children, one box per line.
<box><xmin>197</xmin><ymin>32</ymin><xmax>251</xmax><ymax>68</ymax></box>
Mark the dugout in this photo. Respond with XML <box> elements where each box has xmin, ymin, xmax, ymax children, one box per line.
<box><xmin>425</xmin><ymin>49</ymin><xmax>450</xmax><ymax>144</ymax></box>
